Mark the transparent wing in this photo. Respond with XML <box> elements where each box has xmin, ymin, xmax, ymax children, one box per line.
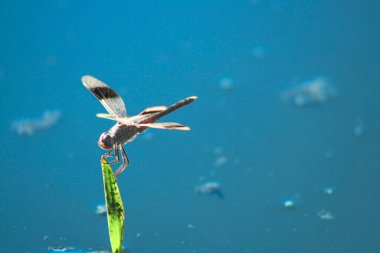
<box><xmin>138</xmin><ymin>106</ymin><xmax>167</xmax><ymax>115</ymax></box>
<box><xmin>96</xmin><ymin>113</ymin><xmax>118</xmax><ymax>121</ymax></box>
<box><xmin>115</xmin><ymin>106</ymin><xmax>168</xmax><ymax>124</ymax></box>
<box><xmin>138</xmin><ymin>122</ymin><xmax>190</xmax><ymax>131</ymax></box>
<box><xmin>81</xmin><ymin>75</ymin><xmax>127</xmax><ymax>120</ymax></box>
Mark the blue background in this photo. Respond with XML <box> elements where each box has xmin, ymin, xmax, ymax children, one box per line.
<box><xmin>0</xmin><ymin>1</ymin><xmax>379</xmax><ymax>252</ymax></box>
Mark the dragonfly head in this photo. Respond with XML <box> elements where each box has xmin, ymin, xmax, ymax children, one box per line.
<box><xmin>98</xmin><ymin>132</ymin><xmax>114</xmax><ymax>150</ymax></box>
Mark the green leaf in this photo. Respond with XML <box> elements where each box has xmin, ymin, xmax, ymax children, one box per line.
<box><xmin>101</xmin><ymin>157</ymin><xmax>125</xmax><ymax>253</ymax></box>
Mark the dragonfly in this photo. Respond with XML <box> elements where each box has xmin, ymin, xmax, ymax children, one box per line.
<box><xmin>82</xmin><ymin>75</ymin><xmax>197</xmax><ymax>177</ymax></box>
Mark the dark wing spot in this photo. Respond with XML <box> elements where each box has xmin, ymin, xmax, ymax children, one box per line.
<box><xmin>140</xmin><ymin>110</ymin><xmax>163</xmax><ymax>115</ymax></box>
<box><xmin>90</xmin><ymin>87</ymin><xmax>119</xmax><ymax>100</ymax></box>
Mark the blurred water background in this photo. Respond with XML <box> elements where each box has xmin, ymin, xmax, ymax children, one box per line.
<box><xmin>0</xmin><ymin>1</ymin><xmax>379</xmax><ymax>252</ymax></box>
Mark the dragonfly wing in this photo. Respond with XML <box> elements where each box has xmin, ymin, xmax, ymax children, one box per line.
<box><xmin>121</xmin><ymin>107</ymin><xmax>168</xmax><ymax>124</ymax></box>
<box><xmin>81</xmin><ymin>75</ymin><xmax>127</xmax><ymax>120</ymax></box>
<box><xmin>96</xmin><ymin>113</ymin><xmax>118</xmax><ymax>121</ymax></box>
<box><xmin>139</xmin><ymin>96</ymin><xmax>198</xmax><ymax>124</ymax></box>
<box><xmin>138</xmin><ymin>122</ymin><xmax>190</xmax><ymax>131</ymax></box>
<box><xmin>138</xmin><ymin>106</ymin><xmax>167</xmax><ymax>115</ymax></box>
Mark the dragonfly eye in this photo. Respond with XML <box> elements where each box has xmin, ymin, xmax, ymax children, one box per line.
<box><xmin>98</xmin><ymin>132</ymin><xmax>114</xmax><ymax>150</ymax></box>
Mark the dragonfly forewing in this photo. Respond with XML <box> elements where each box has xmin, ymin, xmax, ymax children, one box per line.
<box><xmin>82</xmin><ymin>75</ymin><xmax>127</xmax><ymax>120</ymax></box>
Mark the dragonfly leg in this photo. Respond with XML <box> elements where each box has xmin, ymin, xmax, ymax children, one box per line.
<box><xmin>114</xmin><ymin>146</ymin><xmax>130</xmax><ymax>177</ymax></box>
<box><xmin>102</xmin><ymin>145</ymin><xmax>120</xmax><ymax>164</ymax></box>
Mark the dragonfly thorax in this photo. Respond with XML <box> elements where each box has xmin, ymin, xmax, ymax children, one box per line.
<box><xmin>98</xmin><ymin>132</ymin><xmax>114</xmax><ymax>150</ymax></box>
<box><xmin>109</xmin><ymin>123</ymin><xmax>138</xmax><ymax>146</ymax></box>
